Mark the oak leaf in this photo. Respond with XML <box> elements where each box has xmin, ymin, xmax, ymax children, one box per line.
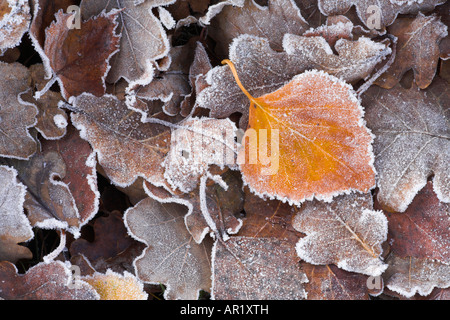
<box><xmin>70</xmin><ymin>93</ymin><xmax>172</xmax><ymax>188</ymax></box>
<box><xmin>384</xmin><ymin>182</ymin><xmax>449</xmax><ymax>264</ymax></box>
<box><xmin>0</xmin><ymin>165</ymin><xmax>33</xmax><ymax>263</ymax></box>
<box><xmin>363</xmin><ymin>78</ymin><xmax>450</xmax><ymax>212</ymax></box>
<box><xmin>197</xmin><ymin>33</ymin><xmax>390</xmax><ymax>128</ymax></box>
<box><xmin>0</xmin><ymin>62</ymin><xmax>37</xmax><ymax>159</ymax></box>
<box><xmin>144</xmin><ymin>169</ymin><xmax>244</xmax><ymax>244</ymax></box>
<box><xmin>228</xmin><ymin>63</ymin><xmax>375</xmax><ymax>204</ymax></box>
<box><xmin>124</xmin><ymin>197</ymin><xmax>213</xmax><ymax>300</ymax></box>
<box><xmin>384</xmin><ymin>255</ymin><xmax>450</xmax><ymax>298</ymax></box>
<box><xmin>375</xmin><ymin>13</ymin><xmax>448</xmax><ymax>89</ymax></box>
<box><xmin>21</xmin><ymin>63</ymin><xmax>68</xmax><ymax>140</ymax></box>
<box><xmin>317</xmin><ymin>0</ymin><xmax>445</xmax><ymax>30</ymax></box>
<box><xmin>70</xmin><ymin>211</ymin><xmax>146</xmax><ymax>274</ymax></box>
<box><xmin>212</xmin><ymin>236</ymin><xmax>308</xmax><ymax>299</ymax></box>
<box><xmin>202</xmin><ymin>0</ymin><xmax>309</xmax><ymax>55</ymax></box>
<box><xmin>0</xmin><ymin>261</ymin><xmax>99</xmax><ymax>300</ymax></box>
<box><xmin>0</xmin><ymin>0</ymin><xmax>31</xmax><ymax>53</ymax></box>
<box><xmin>80</xmin><ymin>0</ymin><xmax>173</xmax><ymax>89</ymax></box>
<box><xmin>293</xmin><ymin>193</ymin><xmax>388</xmax><ymax>277</ymax></box>
<box><xmin>44</xmin><ymin>9</ymin><xmax>121</xmax><ymax>100</ymax></box>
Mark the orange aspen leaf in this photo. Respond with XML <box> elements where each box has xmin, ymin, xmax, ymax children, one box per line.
<box><xmin>223</xmin><ymin>59</ymin><xmax>376</xmax><ymax>205</ymax></box>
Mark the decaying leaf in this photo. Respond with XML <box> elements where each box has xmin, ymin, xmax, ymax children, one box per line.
<box><xmin>3</xmin><ymin>150</ymin><xmax>81</xmax><ymax>234</ymax></box>
<box><xmin>375</xmin><ymin>13</ymin><xmax>448</xmax><ymax>89</ymax></box>
<box><xmin>203</xmin><ymin>0</ymin><xmax>309</xmax><ymax>55</ymax></box>
<box><xmin>70</xmin><ymin>93</ymin><xmax>172</xmax><ymax>188</ymax></box>
<box><xmin>384</xmin><ymin>255</ymin><xmax>450</xmax><ymax>298</ymax></box>
<box><xmin>133</xmin><ymin>42</ymin><xmax>194</xmax><ymax>118</ymax></box>
<box><xmin>0</xmin><ymin>62</ymin><xmax>37</xmax><ymax>159</ymax></box>
<box><xmin>212</xmin><ymin>236</ymin><xmax>308</xmax><ymax>300</ymax></box>
<box><xmin>162</xmin><ymin>117</ymin><xmax>238</xmax><ymax>193</ymax></box>
<box><xmin>70</xmin><ymin>211</ymin><xmax>145</xmax><ymax>274</ymax></box>
<box><xmin>80</xmin><ymin>0</ymin><xmax>173</xmax><ymax>89</ymax></box>
<box><xmin>363</xmin><ymin>78</ymin><xmax>450</xmax><ymax>212</ymax></box>
<box><xmin>0</xmin><ymin>261</ymin><xmax>99</xmax><ymax>300</ymax></box>
<box><xmin>83</xmin><ymin>269</ymin><xmax>148</xmax><ymax>300</ymax></box>
<box><xmin>0</xmin><ymin>0</ymin><xmax>31</xmax><ymax>53</ymax></box>
<box><xmin>124</xmin><ymin>197</ymin><xmax>213</xmax><ymax>300</ymax></box>
<box><xmin>385</xmin><ymin>182</ymin><xmax>449</xmax><ymax>264</ymax></box>
<box><xmin>44</xmin><ymin>9</ymin><xmax>121</xmax><ymax>99</ymax></box>
<box><xmin>197</xmin><ymin>33</ymin><xmax>390</xmax><ymax>128</ymax></box>
<box><xmin>228</xmin><ymin>62</ymin><xmax>375</xmax><ymax>205</ymax></box>
<box><xmin>317</xmin><ymin>0</ymin><xmax>445</xmax><ymax>30</ymax></box>
<box><xmin>0</xmin><ymin>165</ymin><xmax>33</xmax><ymax>263</ymax></box>
<box><xmin>21</xmin><ymin>63</ymin><xmax>67</xmax><ymax>140</ymax></box>
<box><xmin>293</xmin><ymin>193</ymin><xmax>388</xmax><ymax>277</ymax></box>
<box><xmin>145</xmin><ymin>169</ymin><xmax>244</xmax><ymax>244</ymax></box>
<box><xmin>301</xmin><ymin>263</ymin><xmax>372</xmax><ymax>300</ymax></box>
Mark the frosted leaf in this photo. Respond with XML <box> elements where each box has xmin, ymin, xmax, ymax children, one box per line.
<box><xmin>198</xmin><ymin>0</ymin><xmax>245</xmax><ymax>25</ymax></box>
<box><xmin>70</xmin><ymin>93</ymin><xmax>172</xmax><ymax>188</ymax></box>
<box><xmin>375</xmin><ymin>13</ymin><xmax>448</xmax><ymax>89</ymax></box>
<box><xmin>133</xmin><ymin>39</ymin><xmax>196</xmax><ymax>118</ymax></box>
<box><xmin>212</xmin><ymin>236</ymin><xmax>308</xmax><ymax>299</ymax></box>
<box><xmin>80</xmin><ymin>0</ymin><xmax>173</xmax><ymax>89</ymax></box>
<box><xmin>301</xmin><ymin>263</ymin><xmax>373</xmax><ymax>300</ymax></box>
<box><xmin>0</xmin><ymin>261</ymin><xmax>99</xmax><ymax>300</ymax></box>
<box><xmin>144</xmin><ymin>169</ymin><xmax>244</xmax><ymax>244</ymax></box>
<box><xmin>124</xmin><ymin>197</ymin><xmax>212</xmax><ymax>300</ymax></box>
<box><xmin>197</xmin><ymin>33</ymin><xmax>390</xmax><ymax>128</ymax></box>
<box><xmin>2</xmin><ymin>150</ymin><xmax>81</xmax><ymax>235</ymax></box>
<box><xmin>83</xmin><ymin>269</ymin><xmax>148</xmax><ymax>300</ymax></box>
<box><xmin>204</xmin><ymin>0</ymin><xmax>309</xmax><ymax>55</ymax></box>
<box><xmin>0</xmin><ymin>165</ymin><xmax>33</xmax><ymax>263</ymax></box>
<box><xmin>384</xmin><ymin>255</ymin><xmax>450</xmax><ymax>298</ymax></box>
<box><xmin>19</xmin><ymin>64</ymin><xmax>67</xmax><ymax>140</ymax></box>
<box><xmin>163</xmin><ymin>117</ymin><xmax>238</xmax><ymax>193</ymax></box>
<box><xmin>317</xmin><ymin>0</ymin><xmax>445</xmax><ymax>29</ymax></box>
<box><xmin>0</xmin><ymin>62</ymin><xmax>37</xmax><ymax>159</ymax></box>
<box><xmin>0</xmin><ymin>0</ymin><xmax>31</xmax><ymax>53</ymax></box>
<box><xmin>43</xmin><ymin>9</ymin><xmax>121</xmax><ymax>100</ymax></box>
<box><xmin>293</xmin><ymin>193</ymin><xmax>388</xmax><ymax>277</ymax></box>
<box><xmin>70</xmin><ymin>211</ymin><xmax>146</xmax><ymax>274</ymax></box>
<box><xmin>158</xmin><ymin>6</ymin><xmax>175</xmax><ymax>30</ymax></box>
<box><xmin>363</xmin><ymin>79</ymin><xmax>450</xmax><ymax>212</ymax></box>
<box><xmin>385</xmin><ymin>182</ymin><xmax>450</xmax><ymax>264</ymax></box>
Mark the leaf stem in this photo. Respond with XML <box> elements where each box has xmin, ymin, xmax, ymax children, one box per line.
<box><xmin>222</xmin><ymin>59</ymin><xmax>258</xmax><ymax>105</ymax></box>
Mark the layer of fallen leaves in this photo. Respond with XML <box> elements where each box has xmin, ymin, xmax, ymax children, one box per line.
<box><xmin>0</xmin><ymin>0</ymin><xmax>448</xmax><ymax>301</ymax></box>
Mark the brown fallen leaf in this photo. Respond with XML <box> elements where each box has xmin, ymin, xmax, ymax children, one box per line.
<box><xmin>318</xmin><ymin>0</ymin><xmax>445</xmax><ymax>30</ymax></box>
<box><xmin>0</xmin><ymin>0</ymin><xmax>31</xmax><ymax>53</ymax></box>
<box><xmin>212</xmin><ymin>236</ymin><xmax>308</xmax><ymax>299</ymax></box>
<box><xmin>363</xmin><ymin>78</ymin><xmax>450</xmax><ymax>212</ymax></box>
<box><xmin>145</xmin><ymin>169</ymin><xmax>244</xmax><ymax>244</ymax></box>
<box><xmin>293</xmin><ymin>193</ymin><xmax>388</xmax><ymax>277</ymax></box>
<box><xmin>202</xmin><ymin>0</ymin><xmax>309</xmax><ymax>55</ymax></box>
<box><xmin>44</xmin><ymin>9</ymin><xmax>121</xmax><ymax>100</ymax></box>
<box><xmin>21</xmin><ymin>63</ymin><xmax>68</xmax><ymax>140</ymax></box>
<box><xmin>384</xmin><ymin>255</ymin><xmax>450</xmax><ymax>298</ymax></box>
<box><xmin>83</xmin><ymin>269</ymin><xmax>148</xmax><ymax>300</ymax></box>
<box><xmin>124</xmin><ymin>197</ymin><xmax>213</xmax><ymax>300</ymax></box>
<box><xmin>162</xmin><ymin>117</ymin><xmax>238</xmax><ymax>193</ymax></box>
<box><xmin>384</xmin><ymin>182</ymin><xmax>449</xmax><ymax>264</ymax></box>
<box><xmin>375</xmin><ymin>13</ymin><xmax>447</xmax><ymax>89</ymax></box>
<box><xmin>301</xmin><ymin>263</ymin><xmax>372</xmax><ymax>300</ymax></box>
<box><xmin>70</xmin><ymin>211</ymin><xmax>145</xmax><ymax>274</ymax></box>
<box><xmin>70</xmin><ymin>93</ymin><xmax>173</xmax><ymax>189</ymax></box>
<box><xmin>0</xmin><ymin>165</ymin><xmax>33</xmax><ymax>263</ymax></box>
<box><xmin>80</xmin><ymin>0</ymin><xmax>173</xmax><ymax>89</ymax></box>
<box><xmin>0</xmin><ymin>261</ymin><xmax>99</xmax><ymax>300</ymax></box>
<box><xmin>0</xmin><ymin>62</ymin><xmax>37</xmax><ymax>159</ymax></box>
<box><xmin>197</xmin><ymin>33</ymin><xmax>390</xmax><ymax>128</ymax></box>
